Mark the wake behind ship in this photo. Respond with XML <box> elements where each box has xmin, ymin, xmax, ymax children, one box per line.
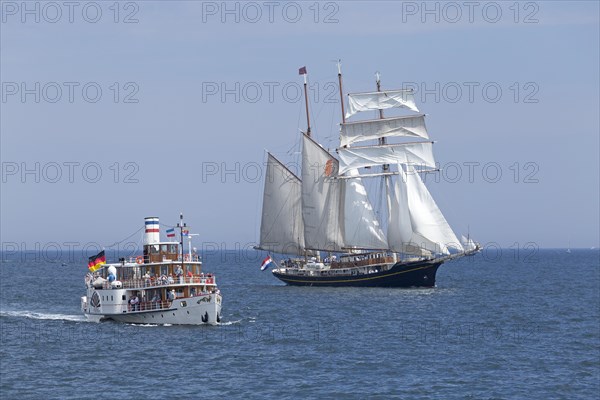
<box><xmin>257</xmin><ymin>63</ymin><xmax>480</xmax><ymax>287</ymax></box>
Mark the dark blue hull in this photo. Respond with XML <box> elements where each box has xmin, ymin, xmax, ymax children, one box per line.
<box><xmin>272</xmin><ymin>260</ymin><xmax>443</xmax><ymax>287</ymax></box>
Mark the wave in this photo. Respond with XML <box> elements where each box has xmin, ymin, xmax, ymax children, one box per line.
<box><xmin>217</xmin><ymin>319</ymin><xmax>242</xmax><ymax>326</ymax></box>
<box><xmin>0</xmin><ymin>310</ymin><xmax>87</xmax><ymax>322</ymax></box>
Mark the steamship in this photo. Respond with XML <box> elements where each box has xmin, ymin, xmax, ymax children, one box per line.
<box><xmin>81</xmin><ymin>215</ymin><xmax>223</xmax><ymax>325</ymax></box>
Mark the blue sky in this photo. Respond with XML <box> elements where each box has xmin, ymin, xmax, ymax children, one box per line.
<box><xmin>1</xmin><ymin>1</ymin><xmax>598</xmax><ymax>250</ymax></box>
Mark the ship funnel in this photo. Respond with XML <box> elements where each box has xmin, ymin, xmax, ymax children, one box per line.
<box><xmin>144</xmin><ymin>217</ymin><xmax>160</xmax><ymax>245</ymax></box>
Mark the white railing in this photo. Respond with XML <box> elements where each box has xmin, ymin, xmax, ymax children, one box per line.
<box><xmin>101</xmin><ymin>275</ymin><xmax>216</xmax><ymax>290</ymax></box>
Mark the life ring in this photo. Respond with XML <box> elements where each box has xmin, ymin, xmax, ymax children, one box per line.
<box><xmin>136</xmin><ymin>256</ymin><xmax>143</xmax><ymax>264</ymax></box>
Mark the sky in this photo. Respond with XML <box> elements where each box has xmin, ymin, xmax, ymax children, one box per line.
<box><xmin>1</xmin><ymin>0</ymin><xmax>599</xmax><ymax>252</ymax></box>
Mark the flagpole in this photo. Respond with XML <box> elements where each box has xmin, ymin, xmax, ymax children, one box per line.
<box><xmin>178</xmin><ymin>213</ymin><xmax>185</xmax><ymax>267</ymax></box>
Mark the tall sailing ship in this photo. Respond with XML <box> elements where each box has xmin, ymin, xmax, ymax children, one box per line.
<box><xmin>257</xmin><ymin>63</ymin><xmax>480</xmax><ymax>287</ymax></box>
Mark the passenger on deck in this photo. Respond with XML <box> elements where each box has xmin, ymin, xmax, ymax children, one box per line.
<box><xmin>175</xmin><ymin>265</ymin><xmax>183</xmax><ymax>276</ymax></box>
<box><xmin>129</xmin><ymin>294</ymin><xmax>139</xmax><ymax>311</ymax></box>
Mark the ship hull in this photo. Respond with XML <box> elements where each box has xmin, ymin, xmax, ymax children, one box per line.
<box><xmin>82</xmin><ymin>292</ymin><xmax>222</xmax><ymax>325</ymax></box>
<box><xmin>272</xmin><ymin>259</ymin><xmax>443</xmax><ymax>288</ymax></box>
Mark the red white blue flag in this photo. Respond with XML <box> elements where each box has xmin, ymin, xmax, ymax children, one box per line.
<box><xmin>182</xmin><ymin>230</ymin><xmax>189</xmax><ymax>236</ymax></box>
<box><xmin>166</xmin><ymin>228</ymin><xmax>175</xmax><ymax>238</ymax></box>
<box><xmin>260</xmin><ymin>255</ymin><xmax>274</xmax><ymax>271</ymax></box>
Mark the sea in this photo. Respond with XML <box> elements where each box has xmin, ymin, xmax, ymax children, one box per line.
<box><xmin>1</xmin><ymin>249</ymin><xmax>598</xmax><ymax>399</ymax></box>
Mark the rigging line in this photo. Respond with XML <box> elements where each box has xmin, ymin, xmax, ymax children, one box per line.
<box><xmin>103</xmin><ymin>225</ymin><xmax>144</xmax><ymax>249</ymax></box>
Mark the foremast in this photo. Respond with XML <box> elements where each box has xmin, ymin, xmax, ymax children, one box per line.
<box><xmin>337</xmin><ymin>62</ymin><xmax>464</xmax><ymax>257</ymax></box>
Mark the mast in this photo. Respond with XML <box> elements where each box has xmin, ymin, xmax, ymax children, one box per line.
<box><xmin>337</xmin><ymin>60</ymin><xmax>346</xmax><ymax>125</ymax></box>
<box><xmin>376</xmin><ymin>72</ymin><xmax>392</xmax><ymax>252</ymax></box>
<box><xmin>299</xmin><ymin>66</ymin><xmax>311</xmax><ymax>136</ymax></box>
<box><xmin>177</xmin><ymin>213</ymin><xmax>186</xmax><ymax>267</ymax></box>
<box><xmin>375</xmin><ymin>72</ymin><xmax>389</xmax><ymax>173</ymax></box>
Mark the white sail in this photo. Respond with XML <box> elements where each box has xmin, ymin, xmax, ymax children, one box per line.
<box><xmin>338</xmin><ymin>142</ymin><xmax>436</xmax><ymax>175</ymax></box>
<box><xmin>386</xmin><ymin>173</ymin><xmax>427</xmax><ymax>256</ymax></box>
<box><xmin>301</xmin><ymin>135</ymin><xmax>344</xmax><ymax>251</ymax></box>
<box><xmin>461</xmin><ymin>235</ymin><xmax>477</xmax><ymax>252</ymax></box>
<box><xmin>259</xmin><ymin>153</ymin><xmax>306</xmax><ymax>256</ymax></box>
<box><xmin>387</xmin><ymin>165</ymin><xmax>463</xmax><ymax>255</ymax></box>
<box><xmin>340</xmin><ymin>114</ymin><xmax>429</xmax><ymax>147</ymax></box>
<box><xmin>343</xmin><ymin>169</ymin><xmax>388</xmax><ymax>249</ymax></box>
<box><xmin>346</xmin><ymin>89</ymin><xmax>419</xmax><ymax>119</ymax></box>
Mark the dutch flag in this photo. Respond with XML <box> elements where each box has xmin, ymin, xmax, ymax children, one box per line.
<box><xmin>166</xmin><ymin>228</ymin><xmax>175</xmax><ymax>238</ymax></box>
<box><xmin>260</xmin><ymin>255</ymin><xmax>274</xmax><ymax>271</ymax></box>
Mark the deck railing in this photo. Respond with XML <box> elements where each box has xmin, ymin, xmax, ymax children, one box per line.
<box><xmin>100</xmin><ymin>275</ymin><xmax>216</xmax><ymax>290</ymax></box>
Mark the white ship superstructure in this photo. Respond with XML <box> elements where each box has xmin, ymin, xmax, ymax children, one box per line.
<box><xmin>81</xmin><ymin>215</ymin><xmax>222</xmax><ymax>325</ymax></box>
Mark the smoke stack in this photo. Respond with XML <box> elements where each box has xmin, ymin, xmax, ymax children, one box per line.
<box><xmin>144</xmin><ymin>217</ymin><xmax>160</xmax><ymax>244</ymax></box>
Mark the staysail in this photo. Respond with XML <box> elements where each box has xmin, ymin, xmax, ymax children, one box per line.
<box><xmin>258</xmin><ymin>153</ymin><xmax>306</xmax><ymax>256</ymax></box>
<box><xmin>387</xmin><ymin>165</ymin><xmax>463</xmax><ymax>255</ymax></box>
<box><xmin>346</xmin><ymin>89</ymin><xmax>419</xmax><ymax>119</ymax></box>
<box><xmin>340</xmin><ymin>114</ymin><xmax>429</xmax><ymax>147</ymax></box>
<box><xmin>301</xmin><ymin>134</ymin><xmax>345</xmax><ymax>251</ymax></box>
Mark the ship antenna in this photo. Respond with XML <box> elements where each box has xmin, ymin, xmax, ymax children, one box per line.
<box><xmin>299</xmin><ymin>66</ymin><xmax>311</xmax><ymax>136</ymax></box>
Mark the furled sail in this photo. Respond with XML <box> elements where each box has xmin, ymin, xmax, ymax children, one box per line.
<box><xmin>387</xmin><ymin>165</ymin><xmax>463</xmax><ymax>255</ymax></box>
<box><xmin>338</xmin><ymin>142</ymin><xmax>436</xmax><ymax>175</ymax></box>
<box><xmin>342</xmin><ymin>169</ymin><xmax>388</xmax><ymax>249</ymax></box>
<box><xmin>258</xmin><ymin>153</ymin><xmax>306</xmax><ymax>256</ymax></box>
<box><xmin>301</xmin><ymin>134</ymin><xmax>344</xmax><ymax>251</ymax></box>
<box><xmin>340</xmin><ymin>114</ymin><xmax>429</xmax><ymax>147</ymax></box>
<box><xmin>346</xmin><ymin>89</ymin><xmax>419</xmax><ymax>119</ymax></box>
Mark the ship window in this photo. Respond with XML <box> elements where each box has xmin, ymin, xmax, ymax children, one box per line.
<box><xmin>169</xmin><ymin>244</ymin><xmax>177</xmax><ymax>253</ymax></box>
<box><xmin>161</xmin><ymin>244</ymin><xmax>168</xmax><ymax>252</ymax></box>
<box><xmin>161</xmin><ymin>265</ymin><xmax>168</xmax><ymax>276</ymax></box>
<box><xmin>111</xmin><ymin>296</ymin><xmax>114</xmax><ymax>301</ymax></box>
<box><xmin>122</xmin><ymin>295</ymin><xmax>126</xmax><ymax>300</ymax></box>
<box><xmin>180</xmin><ymin>301</ymin><xmax>187</xmax><ymax>307</ymax></box>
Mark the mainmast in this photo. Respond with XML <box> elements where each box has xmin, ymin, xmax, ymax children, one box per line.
<box><xmin>299</xmin><ymin>66</ymin><xmax>311</xmax><ymax>136</ymax></box>
<box><xmin>337</xmin><ymin>60</ymin><xmax>346</xmax><ymax>125</ymax></box>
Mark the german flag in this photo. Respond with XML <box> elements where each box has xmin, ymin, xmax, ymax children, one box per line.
<box><xmin>88</xmin><ymin>250</ymin><xmax>106</xmax><ymax>272</ymax></box>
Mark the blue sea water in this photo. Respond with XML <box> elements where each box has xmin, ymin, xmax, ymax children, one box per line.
<box><xmin>1</xmin><ymin>249</ymin><xmax>598</xmax><ymax>399</ymax></box>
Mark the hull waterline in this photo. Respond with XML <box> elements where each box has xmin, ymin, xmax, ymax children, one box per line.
<box><xmin>272</xmin><ymin>260</ymin><xmax>443</xmax><ymax>288</ymax></box>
